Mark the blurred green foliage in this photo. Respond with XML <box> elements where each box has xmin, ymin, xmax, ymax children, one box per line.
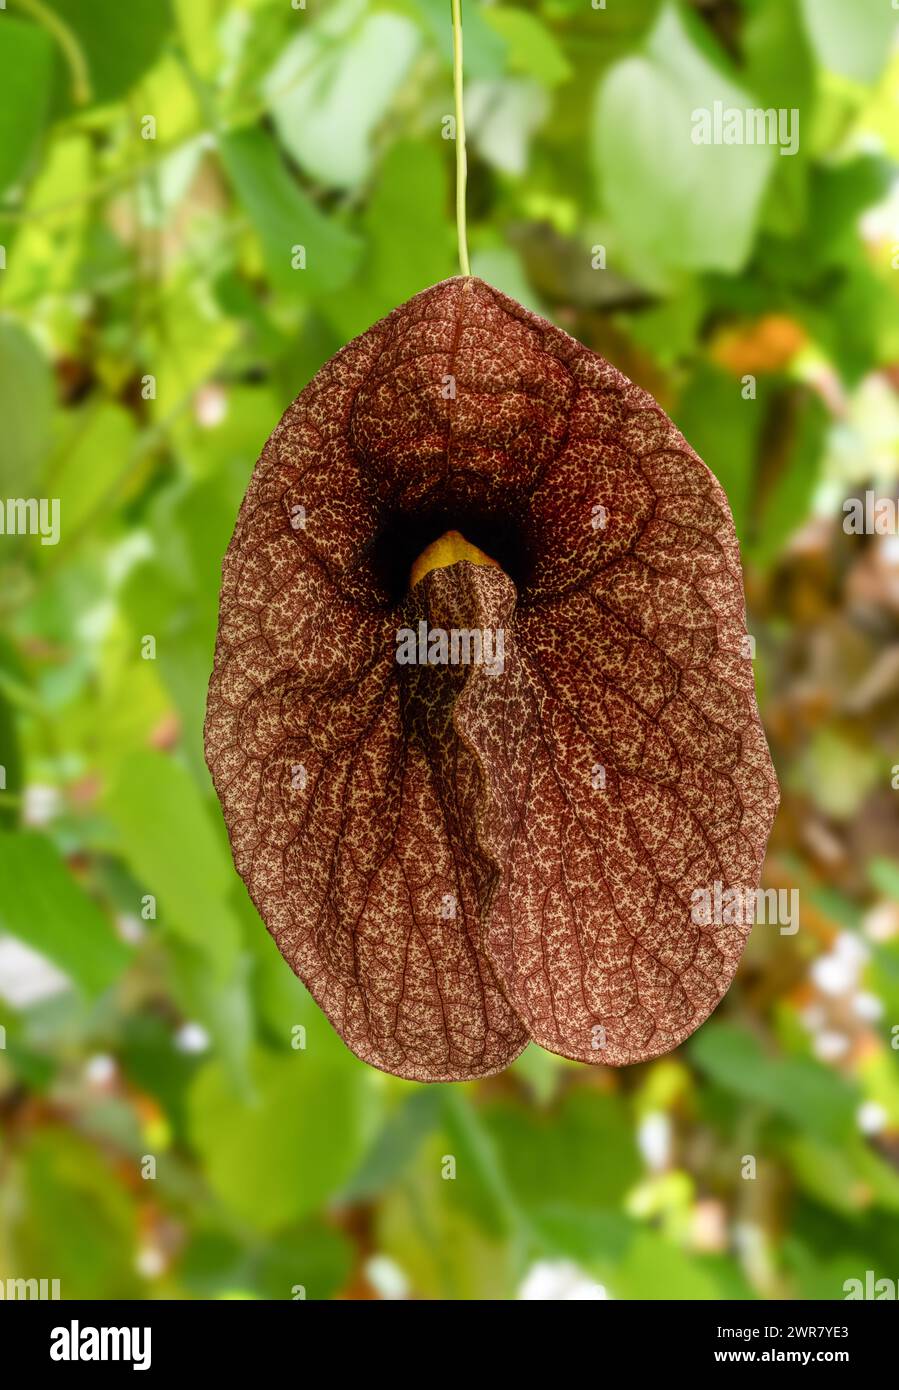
<box><xmin>0</xmin><ymin>0</ymin><xmax>898</xmax><ymax>1301</ymax></box>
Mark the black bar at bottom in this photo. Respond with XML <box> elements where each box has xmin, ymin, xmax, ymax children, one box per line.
<box><xmin>0</xmin><ymin>1297</ymin><xmax>893</xmax><ymax>1373</ymax></box>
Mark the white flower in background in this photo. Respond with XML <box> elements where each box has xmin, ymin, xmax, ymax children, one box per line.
<box><xmin>734</xmin><ymin>1221</ymin><xmax>776</xmax><ymax>1293</ymax></box>
<box><xmin>799</xmin><ymin>1003</ymin><xmax>826</xmax><ymax>1032</ymax></box>
<box><xmin>859</xmin><ymin>176</ymin><xmax>899</xmax><ymax>246</ymax></box>
<box><xmin>863</xmin><ymin>903</ymin><xmax>899</xmax><ymax>943</ymax></box>
<box><xmin>84</xmin><ymin>1053</ymin><xmax>117</xmax><ymax>1087</ymax></box>
<box><xmin>810</xmin><ymin>932</ymin><xmax>868</xmax><ymax>997</ymax></box>
<box><xmin>23</xmin><ymin>784</ymin><xmax>61</xmax><ymax>827</ymax></box>
<box><xmin>0</xmin><ymin>935</ymin><xmax>70</xmax><ymax>1007</ymax></box>
<box><xmin>801</xmin><ymin>927</ymin><xmax>889</xmax><ymax>1070</ymax></box>
<box><xmin>812</xmin><ymin>1030</ymin><xmax>850</xmax><ymax>1063</ymax></box>
<box><xmin>856</xmin><ymin>1101</ymin><xmax>888</xmax><ymax>1136</ymax></box>
<box><xmin>691</xmin><ymin>1198</ymin><xmax>728</xmax><ymax>1253</ymax></box>
<box><xmin>852</xmin><ymin>991</ymin><xmax>883</xmax><ymax>1022</ymax></box>
<box><xmin>637</xmin><ymin>1110</ymin><xmax>672</xmax><ymax>1172</ymax></box>
<box><xmin>364</xmin><ymin>1254</ymin><xmax>409</xmax><ymax>1301</ymax></box>
<box><xmin>194</xmin><ymin>384</ymin><xmax>228</xmax><ymax>428</ymax></box>
<box><xmin>518</xmin><ymin>1260</ymin><xmax>608</xmax><ymax>1300</ymax></box>
<box><xmin>174</xmin><ymin>1022</ymin><xmax>210</xmax><ymax>1054</ymax></box>
<box><xmin>116</xmin><ymin>914</ymin><xmax>146</xmax><ymax>945</ymax></box>
<box><xmin>136</xmin><ymin>1246</ymin><xmax>166</xmax><ymax>1279</ymax></box>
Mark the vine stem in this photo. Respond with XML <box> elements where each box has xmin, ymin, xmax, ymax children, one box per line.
<box><xmin>451</xmin><ymin>0</ymin><xmax>471</xmax><ymax>277</ymax></box>
<box><xmin>13</xmin><ymin>0</ymin><xmax>92</xmax><ymax>106</ymax></box>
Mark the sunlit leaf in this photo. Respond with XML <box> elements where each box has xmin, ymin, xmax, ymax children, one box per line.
<box><xmin>220</xmin><ymin>127</ymin><xmax>362</xmax><ymax>296</ymax></box>
<box><xmin>0</xmin><ymin>833</ymin><xmax>129</xmax><ymax>997</ymax></box>
<box><xmin>691</xmin><ymin>1023</ymin><xmax>858</xmax><ymax>1143</ymax></box>
<box><xmin>188</xmin><ymin>1044</ymin><xmax>372</xmax><ymax>1233</ymax></box>
<box><xmin>45</xmin><ymin>0</ymin><xmax>174</xmax><ymax>104</ymax></box>
<box><xmin>593</xmin><ymin>5</ymin><xmax>773</xmax><ymax>276</ymax></box>
<box><xmin>0</xmin><ymin>321</ymin><xmax>54</xmax><ymax>496</ymax></box>
<box><xmin>10</xmin><ymin>1128</ymin><xmax>141</xmax><ymax>1299</ymax></box>
<box><xmin>482</xmin><ymin>8</ymin><xmax>572</xmax><ymax>88</ymax></box>
<box><xmin>799</xmin><ymin>0</ymin><xmax>897</xmax><ymax>85</ymax></box>
<box><xmin>265</xmin><ymin>9</ymin><xmax>419</xmax><ymax>190</ymax></box>
<box><xmin>104</xmin><ymin>750</ymin><xmax>241</xmax><ymax>978</ymax></box>
<box><xmin>0</xmin><ymin>17</ymin><xmax>53</xmax><ymax>195</ymax></box>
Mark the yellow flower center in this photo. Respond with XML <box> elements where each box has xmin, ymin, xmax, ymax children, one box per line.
<box><xmin>410</xmin><ymin>530</ymin><xmax>500</xmax><ymax>589</ymax></box>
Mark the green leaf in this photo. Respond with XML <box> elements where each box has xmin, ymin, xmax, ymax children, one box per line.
<box><xmin>744</xmin><ymin>0</ymin><xmax>815</xmax><ymax>115</ymax></box>
<box><xmin>359</xmin><ymin>139</ymin><xmax>455</xmax><ymax>300</ymax></box>
<box><xmin>0</xmin><ymin>134</ymin><xmax>92</xmax><ymax>304</ymax></box>
<box><xmin>168</xmin><ymin>940</ymin><xmax>254</xmax><ymax>1098</ymax></box>
<box><xmin>220</xmin><ymin>127</ymin><xmax>362</xmax><ymax>297</ymax></box>
<box><xmin>403</xmin><ymin>0</ymin><xmax>507</xmax><ymax>79</ymax></box>
<box><xmin>11</xmin><ymin>1128</ymin><xmax>140</xmax><ymax>1298</ymax></box>
<box><xmin>743</xmin><ymin>0</ymin><xmax>814</xmax><ymax>239</ymax></box>
<box><xmin>807</xmin><ymin>157</ymin><xmax>891</xmax><ymax>269</ymax></box>
<box><xmin>45</xmin><ymin>0</ymin><xmax>174</xmax><ymax>104</ymax></box>
<box><xmin>0</xmin><ymin>690</ymin><xmax>22</xmax><ymax>828</ymax></box>
<box><xmin>50</xmin><ymin>402</ymin><xmax>137</xmax><ymax>534</ymax></box>
<box><xmin>532</xmin><ymin>1204</ymin><xmax>636</xmax><ymax>1267</ymax></box>
<box><xmin>173</xmin><ymin>0</ymin><xmax>222</xmax><ymax>80</ymax></box>
<box><xmin>674</xmin><ymin>365</ymin><xmax>764</xmax><ymax>541</ymax></box>
<box><xmin>813</xmin><ymin>262</ymin><xmax>894</xmax><ymax>385</ymax></box>
<box><xmin>442</xmin><ymin>1089</ymin><xmax>522</xmax><ymax>1237</ymax></box>
<box><xmin>799</xmin><ymin>0</ymin><xmax>896</xmax><ymax>85</ymax></box>
<box><xmin>483</xmin><ymin>9</ymin><xmax>572</xmax><ymax>88</ymax></box>
<box><xmin>0</xmin><ymin>17</ymin><xmax>53</xmax><ymax>194</ymax></box>
<box><xmin>0</xmin><ymin>321</ymin><xmax>54</xmax><ymax>496</ymax></box>
<box><xmin>118</xmin><ymin>463</ymin><xmax>253</xmax><ymax>778</ymax></box>
<box><xmin>784</xmin><ymin>1132</ymin><xmax>899</xmax><ymax>1217</ymax></box>
<box><xmin>593</xmin><ymin>5</ymin><xmax>773</xmax><ymax>277</ymax></box>
<box><xmin>265</xmin><ymin>10</ymin><xmax>420</xmax><ymax>190</ymax></box>
<box><xmin>792</xmin><ymin>729</ymin><xmax>880</xmax><ymax>820</ymax></box>
<box><xmin>119</xmin><ymin>1011</ymin><xmax>202</xmax><ymax>1140</ymax></box>
<box><xmin>188</xmin><ymin>1044</ymin><xmax>371</xmax><ymax>1233</ymax></box>
<box><xmin>0</xmin><ymin>832</ymin><xmax>129</xmax><ymax>997</ymax></box>
<box><xmin>468</xmin><ymin>77</ymin><xmax>550</xmax><ymax>176</ymax></box>
<box><xmin>869</xmin><ymin>943</ymin><xmax>899</xmax><ymax>1034</ymax></box>
<box><xmin>752</xmin><ymin>388</ymin><xmax>827</xmax><ymax>565</ymax></box>
<box><xmin>183</xmin><ymin>1219</ymin><xmax>353</xmax><ymax>1300</ymax></box>
<box><xmin>485</xmin><ymin>1090</ymin><xmax>641</xmax><ymax>1213</ymax></box>
<box><xmin>691</xmin><ymin>1023</ymin><xmax>858</xmax><ymax>1144</ymax></box>
<box><xmin>538</xmin><ymin>1201</ymin><xmax>730</xmax><ymax>1301</ymax></box>
<box><xmin>343</xmin><ymin>1089</ymin><xmax>441</xmax><ymax>1203</ymax></box>
<box><xmin>323</xmin><ymin>139</ymin><xmax>455</xmax><ymax>341</ymax></box>
<box><xmin>104</xmin><ymin>750</ymin><xmax>241</xmax><ymax>978</ymax></box>
<box><xmin>375</xmin><ymin>1134</ymin><xmax>514</xmax><ymax>1298</ymax></box>
<box><xmin>869</xmin><ymin>858</ymin><xmax>899</xmax><ymax>902</ymax></box>
<box><xmin>0</xmin><ymin>636</ymin><xmax>24</xmax><ymax>830</ymax></box>
<box><xmin>610</xmin><ymin>1230</ymin><xmax>735</xmax><ymax>1300</ymax></box>
<box><xmin>544</xmin><ymin>0</ymin><xmax>663</xmax><ymax>60</ymax></box>
<box><xmin>507</xmin><ymin>1041</ymin><xmax>564</xmax><ymax>1105</ymax></box>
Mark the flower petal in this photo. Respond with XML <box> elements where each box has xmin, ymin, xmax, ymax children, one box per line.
<box><xmin>206</xmin><ymin>276</ymin><xmax>778</xmax><ymax>1077</ymax></box>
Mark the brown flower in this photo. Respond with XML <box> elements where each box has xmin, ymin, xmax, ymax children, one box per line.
<box><xmin>205</xmin><ymin>277</ymin><xmax>779</xmax><ymax>1081</ymax></box>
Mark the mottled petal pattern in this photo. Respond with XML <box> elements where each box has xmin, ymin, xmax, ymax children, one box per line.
<box><xmin>205</xmin><ymin>277</ymin><xmax>779</xmax><ymax>1080</ymax></box>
